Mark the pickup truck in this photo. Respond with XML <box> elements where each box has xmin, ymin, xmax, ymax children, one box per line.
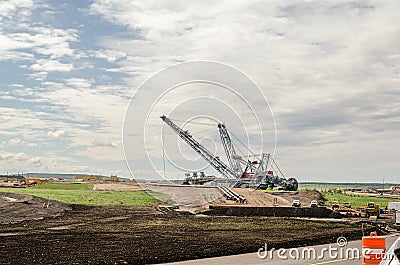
<box><xmin>292</xmin><ymin>199</ymin><xmax>301</xmax><ymax>207</ymax></box>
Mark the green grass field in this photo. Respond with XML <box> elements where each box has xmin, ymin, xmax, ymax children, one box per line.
<box><xmin>263</xmin><ymin>188</ymin><xmax>398</xmax><ymax>208</ymax></box>
<box><xmin>321</xmin><ymin>190</ymin><xmax>397</xmax><ymax>208</ymax></box>
<box><xmin>0</xmin><ymin>182</ymin><xmax>162</xmax><ymax>206</ymax></box>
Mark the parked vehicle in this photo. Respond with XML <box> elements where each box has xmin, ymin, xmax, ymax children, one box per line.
<box><xmin>342</xmin><ymin>202</ymin><xmax>351</xmax><ymax>208</ymax></box>
<box><xmin>292</xmin><ymin>199</ymin><xmax>301</xmax><ymax>207</ymax></box>
<box><xmin>366</xmin><ymin>202</ymin><xmax>380</xmax><ymax>218</ymax></box>
<box><xmin>310</xmin><ymin>200</ymin><xmax>318</xmax><ymax>207</ymax></box>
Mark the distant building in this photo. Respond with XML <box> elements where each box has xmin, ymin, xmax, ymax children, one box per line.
<box><xmin>76</xmin><ymin>175</ymin><xmax>102</xmax><ymax>181</ymax></box>
<box><xmin>110</xmin><ymin>175</ymin><xmax>119</xmax><ymax>182</ymax></box>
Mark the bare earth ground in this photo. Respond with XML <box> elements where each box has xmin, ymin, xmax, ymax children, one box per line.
<box><xmin>93</xmin><ymin>182</ymin><xmax>143</xmax><ymax>191</ymax></box>
<box><xmin>0</xmin><ymin>193</ymin><xmax>71</xmax><ymax>224</ymax></box>
<box><xmin>140</xmin><ymin>183</ymin><xmax>222</xmax><ymax>207</ymax></box>
<box><xmin>0</xmin><ymin>192</ymin><xmax>371</xmax><ymax>265</ymax></box>
<box><xmin>268</xmin><ymin>190</ymin><xmax>327</xmax><ymax>205</ymax></box>
<box><xmin>141</xmin><ymin>184</ymin><xmax>325</xmax><ymax>208</ymax></box>
<box><xmin>214</xmin><ymin>188</ymin><xmax>293</xmax><ymax>206</ymax></box>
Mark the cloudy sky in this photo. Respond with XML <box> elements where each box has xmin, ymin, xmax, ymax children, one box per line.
<box><xmin>1</xmin><ymin>0</ymin><xmax>399</xmax><ymax>182</ymax></box>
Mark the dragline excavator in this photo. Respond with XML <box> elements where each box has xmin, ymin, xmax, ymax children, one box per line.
<box><xmin>160</xmin><ymin>115</ymin><xmax>298</xmax><ymax>191</ymax></box>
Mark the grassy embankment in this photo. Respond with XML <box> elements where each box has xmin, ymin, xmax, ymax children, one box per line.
<box><xmin>263</xmin><ymin>188</ymin><xmax>398</xmax><ymax>207</ymax></box>
<box><xmin>0</xmin><ymin>182</ymin><xmax>163</xmax><ymax>206</ymax></box>
<box><xmin>321</xmin><ymin>189</ymin><xmax>397</xmax><ymax>208</ymax></box>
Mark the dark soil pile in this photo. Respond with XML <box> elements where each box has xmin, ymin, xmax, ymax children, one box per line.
<box><xmin>270</xmin><ymin>190</ymin><xmax>327</xmax><ymax>205</ymax></box>
<box><xmin>0</xmin><ymin>192</ymin><xmax>71</xmax><ymax>224</ymax></box>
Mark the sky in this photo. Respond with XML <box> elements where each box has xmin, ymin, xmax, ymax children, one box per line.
<box><xmin>0</xmin><ymin>0</ymin><xmax>399</xmax><ymax>182</ymax></box>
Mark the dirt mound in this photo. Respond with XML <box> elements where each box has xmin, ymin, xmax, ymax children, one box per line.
<box><xmin>207</xmin><ymin>205</ymin><xmax>340</xmax><ymax>218</ymax></box>
<box><xmin>212</xmin><ymin>189</ymin><xmax>326</xmax><ymax>207</ymax></box>
<box><xmin>0</xmin><ymin>192</ymin><xmax>72</xmax><ymax>224</ymax></box>
<box><xmin>269</xmin><ymin>190</ymin><xmax>326</xmax><ymax>206</ymax></box>
<box><xmin>213</xmin><ymin>188</ymin><xmax>291</xmax><ymax>206</ymax></box>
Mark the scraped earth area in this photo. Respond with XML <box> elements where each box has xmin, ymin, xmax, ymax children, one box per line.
<box><xmin>0</xmin><ymin>193</ymin><xmax>71</xmax><ymax>224</ymax></box>
<box><xmin>142</xmin><ymin>184</ymin><xmax>326</xmax><ymax>207</ymax></box>
<box><xmin>0</xmin><ymin>191</ymin><xmax>368</xmax><ymax>265</ymax></box>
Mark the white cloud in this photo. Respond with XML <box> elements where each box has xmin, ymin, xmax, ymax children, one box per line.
<box><xmin>91</xmin><ymin>139</ymin><xmax>118</xmax><ymax>148</ymax></box>
<box><xmin>1</xmin><ymin>138</ymin><xmax>38</xmax><ymax>147</ymax></box>
<box><xmin>65</xmin><ymin>78</ymin><xmax>93</xmax><ymax>89</ymax></box>
<box><xmin>47</xmin><ymin>130</ymin><xmax>66</xmax><ymax>139</ymax></box>
<box><xmin>30</xmin><ymin>59</ymin><xmax>74</xmax><ymax>72</ymax></box>
<box><xmin>92</xmin><ymin>49</ymin><xmax>127</xmax><ymax>62</ymax></box>
<box><xmin>0</xmin><ymin>25</ymin><xmax>78</xmax><ymax>62</ymax></box>
<box><xmin>87</xmin><ymin>0</ymin><xmax>400</xmax><ymax>181</ymax></box>
<box><xmin>0</xmin><ymin>152</ymin><xmax>28</xmax><ymax>162</ymax></box>
<box><xmin>0</xmin><ymin>34</ymin><xmax>32</xmax><ymax>51</ymax></box>
<box><xmin>28</xmin><ymin>71</ymin><xmax>48</xmax><ymax>81</ymax></box>
<box><xmin>0</xmin><ymin>0</ymin><xmax>35</xmax><ymax>20</ymax></box>
<box><xmin>0</xmin><ymin>107</ymin><xmax>49</xmax><ymax>137</ymax></box>
<box><xmin>0</xmin><ymin>151</ymin><xmax>97</xmax><ymax>175</ymax></box>
<box><xmin>76</xmin><ymin>145</ymin><xmax>123</xmax><ymax>161</ymax></box>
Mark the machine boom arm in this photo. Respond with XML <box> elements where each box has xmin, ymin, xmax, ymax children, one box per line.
<box><xmin>161</xmin><ymin>116</ymin><xmax>237</xmax><ymax>179</ymax></box>
<box><xmin>218</xmin><ymin>123</ymin><xmax>243</xmax><ymax>176</ymax></box>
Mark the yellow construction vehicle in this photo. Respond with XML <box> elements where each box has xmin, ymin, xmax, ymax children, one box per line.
<box><xmin>25</xmin><ymin>178</ymin><xmax>41</xmax><ymax>185</ymax></box>
<box><xmin>365</xmin><ymin>202</ymin><xmax>380</xmax><ymax>218</ymax></box>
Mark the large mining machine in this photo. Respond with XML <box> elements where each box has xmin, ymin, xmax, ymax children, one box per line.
<box><xmin>160</xmin><ymin>115</ymin><xmax>298</xmax><ymax>191</ymax></box>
